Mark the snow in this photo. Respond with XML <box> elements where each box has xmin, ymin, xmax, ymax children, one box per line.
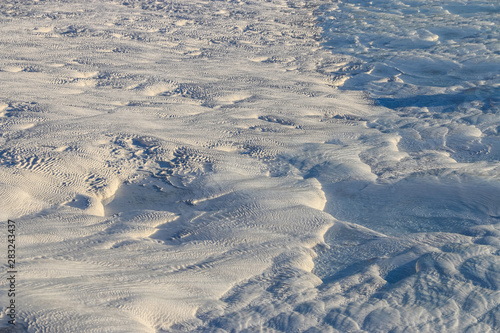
<box><xmin>0</xmin><ymin>0</ymin><xmax>499</xmax><ymax>332</ymax></box>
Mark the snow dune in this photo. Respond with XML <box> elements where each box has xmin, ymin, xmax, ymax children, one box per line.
<box><xmin>0</xmin><ymin>0</ymin><xmax>499</xmax><ymax>332</ymax></box>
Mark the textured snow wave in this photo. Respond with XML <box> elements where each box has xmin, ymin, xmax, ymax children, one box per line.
<box><xmin>318</xmin><ymin>0</ymin><xmax>500</xmax><ymax>165</ymax></box>
<box><xmin>0</xmin><ymin>0</ymin><xmax>499</xmax><ymax>332</ymax></box>
<box><xmin>310</xmin><ymin>1</ymin><xmax>500</xmax><ymax>332</ymax></box>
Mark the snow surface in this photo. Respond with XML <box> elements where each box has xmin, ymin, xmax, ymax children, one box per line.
<box><xmin>0</xmin><ymin>0</ymin><xmax>499</xmax><ymax>332</ymax></box>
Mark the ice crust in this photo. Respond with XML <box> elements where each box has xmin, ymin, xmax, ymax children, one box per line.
<box><xmin>0</xmin><ymin>0</ymin><xmax>499</xmax><ymax>332</ymax></box>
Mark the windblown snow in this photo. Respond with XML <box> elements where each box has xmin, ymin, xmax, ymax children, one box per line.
<box><xmin>0</xmin><ymin>0</ymin><xmax>499</xmax><ymax>332</ymax></box>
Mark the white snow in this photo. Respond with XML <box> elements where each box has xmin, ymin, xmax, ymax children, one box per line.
<box><xmin>0</xmin><ymin>0</ymin><xmax>499</xmax><ymax>332</ymax></box>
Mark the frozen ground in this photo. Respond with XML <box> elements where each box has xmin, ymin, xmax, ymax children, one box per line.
<box><xmin>0</xmin><ymin>0</ymin><xmax>499</xmax><ymax>332</ymax></box>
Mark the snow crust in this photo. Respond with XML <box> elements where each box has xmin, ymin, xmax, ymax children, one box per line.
<box><xmin>0</xmin><ymin>0</ymin><xmax>499</xmax><ymax>332</ymax></box>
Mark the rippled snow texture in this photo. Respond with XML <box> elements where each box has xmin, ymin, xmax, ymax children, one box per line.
<box><xmin>0</xmin><ymin>0</ymin><xmax>499</xmax><ymax>332</ymax></box>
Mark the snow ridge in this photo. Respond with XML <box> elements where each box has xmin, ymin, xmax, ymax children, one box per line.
<box><xmin>1</xmin><ymin>0</ymin><xmax>500</xmax><ymax>332</ymax></box>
